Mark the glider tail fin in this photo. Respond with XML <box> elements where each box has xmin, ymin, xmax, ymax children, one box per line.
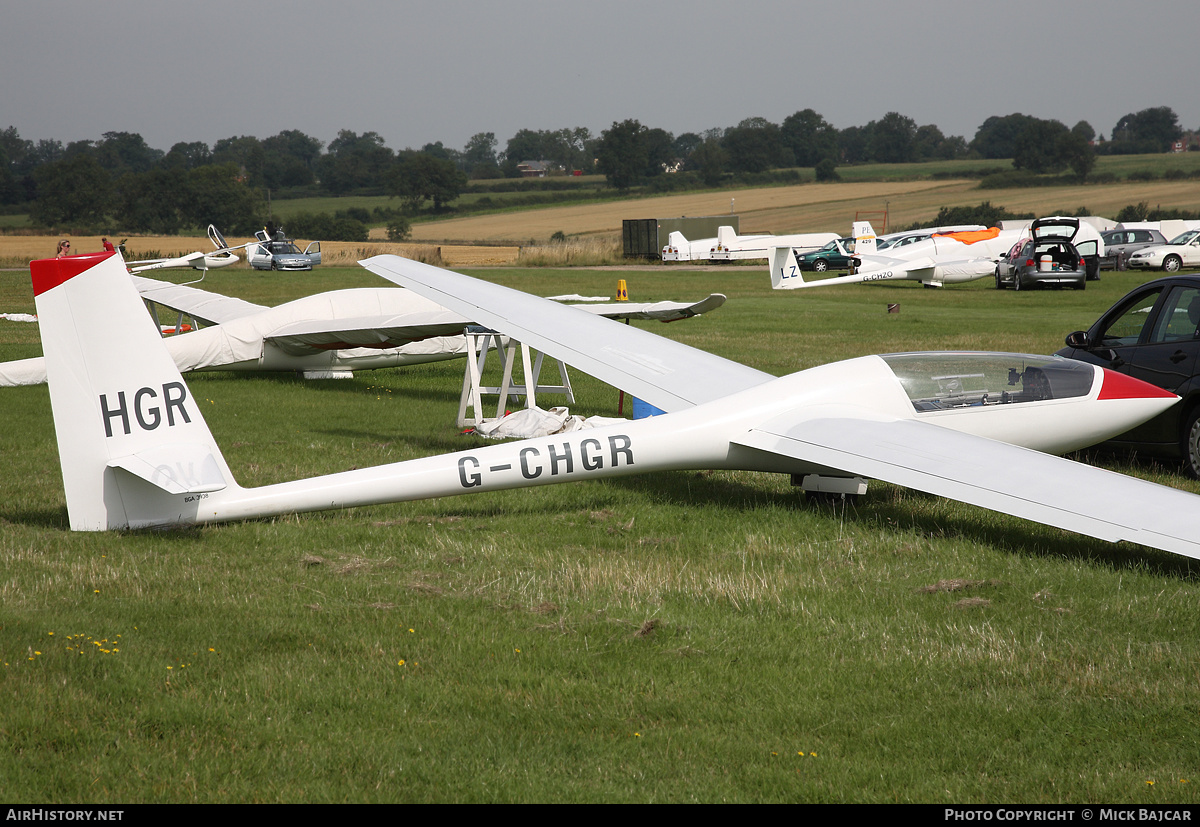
<box><xmin>32</xmin><ymin>252</ymin><xmax>232</xmax><ymax>530</ymax></box>
<box><xmin>852</xmin><ymin>222</ymin><xmax>877</xmax><ymax>256</ymax></box>
<box><xmin>770</xmin><ymin>246</ymin><xmax>805</xmax><ymax>289</ymax></box>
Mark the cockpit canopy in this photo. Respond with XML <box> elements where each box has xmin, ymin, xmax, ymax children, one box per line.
<box><xmin>882</xmin><ymin>353</ymin><xmax>1095</xmax><ymax>412</ymax></box>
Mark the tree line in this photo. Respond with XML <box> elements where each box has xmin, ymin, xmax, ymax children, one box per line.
<box><xmin>0</xmin><ymin>105</ymin><xmax>1188</xmax><ymax>232</ymax></box>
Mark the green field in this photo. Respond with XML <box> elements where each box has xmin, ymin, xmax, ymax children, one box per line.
<box><xmin>3</xmin><ymin>264</ymin><xmax>1200</xmax><ymax>803</ymax></box>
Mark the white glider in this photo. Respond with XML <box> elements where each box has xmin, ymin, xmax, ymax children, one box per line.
<box><xmin>125</xmin><ymin>225</ymin><xmax>244</xmax><ymax>274</ymax></box>
<box><xmin>771</xmin><ymin>222</ymin><xmax>1023</xmax><ymax>290</ymax></box>
<box><xmin>26</xmin><ymin>250</ymin><xmax>1200</xmax><ymax>565</ymax></box>
<box><xmin>663</xmin><ymin>226</ymin><xmax>837</xmax><ymax>262</ymax></box>
<box><xmin>0</xmin><ymin>273</ymin><xmax>726</xmax><ymax>385</ymax></box>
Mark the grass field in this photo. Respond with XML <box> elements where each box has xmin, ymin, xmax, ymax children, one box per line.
<box><xmin>3</xmin><ymin>260</ymin><xmax>1200</xmax><ymax>803</ymax></box>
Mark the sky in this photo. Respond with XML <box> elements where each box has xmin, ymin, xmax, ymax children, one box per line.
<box><xmin>3</xmin><ymin>0</ymin><xmax>1198</xmax><ymax>155</ymax></box>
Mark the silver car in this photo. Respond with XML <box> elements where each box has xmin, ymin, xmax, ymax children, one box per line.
<box><xmin>995</xmin><ymin>239</ymin><xmax>1087</xmax><ymax>290</ymax></box>
<box><xmin>248</xmin><ymin>229</ymin><xmax>322</xmax><ymax>271</ymax></box>
<box><xmin>1100</xmin><ymin>228</ymin><xmax>1167</xmax><ymax>269</ymax></box>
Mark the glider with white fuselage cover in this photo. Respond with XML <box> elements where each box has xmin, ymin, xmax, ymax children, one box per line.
<box><xmin>0</xmin><ymin>272</ymin><xmax>726</xmax><ymax>386</ymax></box>
<box><xmin>771</xmin><ymin>222</ymin><xmax>1025</xmax><ymax>289</ymax></box>
<box><xmin>24</xmin><ymin>250</ymin><xmax>1200</xmax><ymax>565</ymax></box>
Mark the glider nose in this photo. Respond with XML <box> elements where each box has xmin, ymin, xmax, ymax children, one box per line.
<box><xmin>1097</xmin><ymin>367</ymin><xmax>1179</xmax><ymax>403</ymax></box>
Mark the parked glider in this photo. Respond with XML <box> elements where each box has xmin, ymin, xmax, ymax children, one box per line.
<box><xmin>770</xmin><ymin>222</ymin><xmax>1024</xmax><ymax>289</ymax></box>
<box><xmin>26</xmin><ymin>250</ymin><xmax>1200</xmax><ymax>564</ymax></box>
<box><xmin>0</xmin><ymin>273</ymin><xmax>726</xmax><ymax>385</ymax></box>
<box><xmin>125</xmin><ymin>225</ymin><xmax>245</xmax><ymax>274</ymax></box>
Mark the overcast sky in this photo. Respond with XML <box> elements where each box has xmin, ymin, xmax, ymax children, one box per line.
<box><xmin>4</xmin><ymin>0</ymin><xmax>1198</xmax><ymax>154</ymax></box>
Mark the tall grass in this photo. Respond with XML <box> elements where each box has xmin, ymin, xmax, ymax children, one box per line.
<box><xmin>516</xmin><ymin>237</ymin><xmax>624</xmax><ymax>267</ymax></box>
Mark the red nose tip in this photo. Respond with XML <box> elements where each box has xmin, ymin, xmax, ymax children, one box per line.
<box><xmin>1098</xmin><ymin>368</ymin><xmax>1179</xmax><ymax>400</ymax></box>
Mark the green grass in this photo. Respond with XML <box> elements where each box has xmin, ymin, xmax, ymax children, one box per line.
<box><xmin>3</xmin><ymin>265</ymin><xmax>1200</xmax><ymax>802</ymax></box>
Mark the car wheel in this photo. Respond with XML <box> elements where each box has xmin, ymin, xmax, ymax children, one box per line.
<box><xmin>1163</xmin><ymin>255</ymin><xmax>1182</xmax><ymax>273</ymax></box>
<box><xmin>1014</xmin><ymin>275</ymin><xmax>1022</xmax><ymax>291</ymax></box>
<box><xmin>813</xmin><ymin>259</ymin><xmax>828</xmax><ymax>272</ymax></box>
<box><xmin>1183</xmin><ymin>408</ymin><xmax>1200</xmax><ymax>479</ymax></box>
<box><xmin>995</xmin><ymin>270</ymin><xmax>1004</xmax><ymax>289</ymax></box>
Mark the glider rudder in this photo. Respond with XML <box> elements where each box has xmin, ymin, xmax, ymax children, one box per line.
<box><xmin>770</xmin><ymin>246</ymin><xmax>805</xmax><ymax>289</ymax></box>
<box><xmin>32</xmin><ymin>252</ymin><xmax>231</xmax><ymax>530</ymax></box>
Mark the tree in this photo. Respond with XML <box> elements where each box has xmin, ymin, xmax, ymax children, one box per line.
<box><xmin>462</xmin><ymin>132</ymin><xmax>498</xmax><ymax>175</ymax></box>
<box><xmin>162</xmin><ymin>141</ymin><xmax>211</xmax><ymax>170</ymax></box>
<box><xmin>868</xmin><ymin>112</ymin><xmax>918</xmax><ymax>163</ymax></box>
<box><xmin>180</xmin><ymin>163</ymin><xmax>262</xmax><ymax>234</ymax></box>
<box><xmin>721</xmin><ymin>117</ymin><xmax>785</xmax><ymax>173</ymax></box>
<box><xmin>387</xmin><ymin>152</ymin><xmax>467</xmax><ymax>211</ymax></box>
<box><xmin>688</xmin><ymin>137</ymin><xmax>726</xmax><ymax>186</ymax></box>
<box><xmin>1012</xmin><ymin>119</ymin><xmax>1071</xmax><ymax>173</ymax></box>
<box><xmin>814</xmin><ymin>158</ymin><xmax>840</xmax><ymax>182</ymax></box>
<box><xmin>317</xmin><ymin>130</ymin><xmax>393</xmax><ymax>194</ymax></box>
<box><xmin>1061</xmin><ymin>131</ymin><xmax>1096</xmax><ymax>178</ymax></box>
<box><xmin>93</xmin><ymin>131</ymin><xmax>162</xmax><ymax>176</ymax></box>
<box><xmin>1009</xmin><ymin>118</ymin><xmax>1094</xmax><ymax>176</ymax></box>
<box><xmin>261</xmin><ymin>130</ymin><xmax>323</xmax><ymax>189</ymax></box>
<box><xmin>838</xmin><ymin>125</ymin><xmax>870</xmax><ymax>164</ymax></box>
<box><xmin>1112</xmin><ymin>106</ymin><xmax>1182</xmax><ymax>152</ymax></box>
<box><xmin>503</xmin><ymin>129</ymin><xmax>550</xmax><ymax>169</ymax></box>
<box><xmin>1071</xmin><ymin>121</ymin><xmax>1096</xmax><ymax>143</ymax></box>
<box><xmin>29</xmin><ymin>154</ymin><xmax>112</xmax><ymax>226</ymax></box>
<box><xmin>113</xmin><ymin>168</ymin><xmax>187</xmax><ymax>233</ymax></box>
<box><xmin>0</xmin><ymin>144</ymin><xmax>20</xmax><ymax>205</ymax></box>
<box><xmin>212</xmin><ymin>135</ymin><xmax>266</xmax><ymax>187</ymax></box>
<box><xmin>596</xmin><ymin>119</ymin><xmax>664</xmax><ymax>190</ymax></box>
<box><xmin>781</xmin><ymin>109</ymin><xmax>838</xmax><ymax>167</ymax></box>
<box><xmin>971</xmin><ymin>113</ymin><xmax>1040</xmax><ymax>159</ymax></box>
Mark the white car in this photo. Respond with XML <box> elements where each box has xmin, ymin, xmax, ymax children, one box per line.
<box><xmin>1127</xmin><ymin>230</ymin><xmax>1200</xmax><ymax>273</ymax></box>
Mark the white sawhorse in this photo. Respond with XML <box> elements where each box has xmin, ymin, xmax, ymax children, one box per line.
<box><xmin>457</xmin><ymin>330</ymin><xmax>575</xmax><ymax>427</ymax></box>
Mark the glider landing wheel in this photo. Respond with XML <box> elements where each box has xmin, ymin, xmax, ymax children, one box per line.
<box><xmin>812</xmin><ymin>259</ymin><xmax>829</xmax><ymax>272</ymax></box>
<box><xmin>1163</xmin><ymin>255</ymin><xmax>1183</xmax><ymax>273</ymax></box>
<box><xmin>805</xmin><ymin>491</ymin><xmax>859</xmax><ymax>506</ymax></box>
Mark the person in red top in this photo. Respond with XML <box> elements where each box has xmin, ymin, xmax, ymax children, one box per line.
<box><xmin>101</xmin><ymin>238</ymin><xmax>115</xmax><ymax>252</ymax></box>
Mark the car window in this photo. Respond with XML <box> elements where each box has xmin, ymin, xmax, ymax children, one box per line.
<box><xmin>1149</xmin><ymin>287</ymin><xmax>1200</xmax><ymax>344</ymax></box>
<box><xmin>1169</xmin><ymin>230</ymin><xmax>1200</xmax><ymax>246</ymax></box>
<box><xmin>1075</xmin><ymin>240</ymin><xmax>1097</xmax><ymax>257</ymax></box>
<box><xmin>1098</xmin><ymin>289</ymin><xmax>1164</xmax><ymax>346</ymax></box>
<box><xmin>1133</xmin><ymin>231</ymin><xmax>1152</xmax><ymax>243</ymax></box>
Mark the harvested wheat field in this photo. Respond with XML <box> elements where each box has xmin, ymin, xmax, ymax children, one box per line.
<box><xmin>402</xmin><ymin>180</ymin><xmax>963</xmax><ymax>244</ymax></box>
<box><xmin>400</xmin><ymin>178</ymin><xmax>1200</xmax><ymax>245</ymax></box>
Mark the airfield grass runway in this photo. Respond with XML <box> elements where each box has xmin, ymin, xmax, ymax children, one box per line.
<box><xmin>4</xmin><ymin>257</ymin><xmax>1200</xmax><ymax>803</ymax></box>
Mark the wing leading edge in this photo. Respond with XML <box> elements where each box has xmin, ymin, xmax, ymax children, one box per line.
<box><xmin>360</xmin><ymin>255</ymin><xmax>772</xmax><ymax>412</ymax></box>
<box><xmin>733</xmin><ymin>410</ymin><xmax>1200</xmax><ymax>559</ymax></box>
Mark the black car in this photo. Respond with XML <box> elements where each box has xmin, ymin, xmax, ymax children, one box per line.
<box><xmin>1057</xmin><ymin>275</ymin><xmax>1200</xmax><ymax>476</ymax></box>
